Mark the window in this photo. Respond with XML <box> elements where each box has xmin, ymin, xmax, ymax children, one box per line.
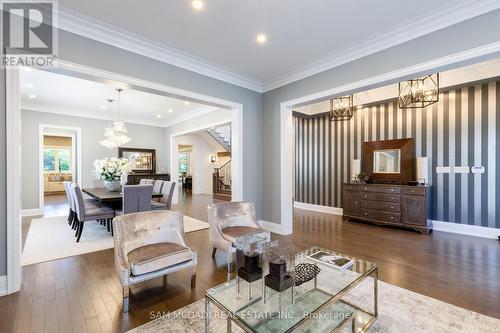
<box><xmin>179</xmin><ymin>152</ymin><xmax>191</xmax><ymax>174</ymax></box>
<box><xmin>44</xmin><ymin>146</ymin><xmax>72</xmax><ymax>173</ymax></box>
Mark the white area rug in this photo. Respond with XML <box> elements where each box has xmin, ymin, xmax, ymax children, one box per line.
<box><xmin>22</xmin><ymin>214</ymin><xmax>209</xmax><ymax>266</ymax></box>
<box><xmin>128</xmin><ymin>279</ymin><xmax>500</xmax><ymax>333</ymax></box>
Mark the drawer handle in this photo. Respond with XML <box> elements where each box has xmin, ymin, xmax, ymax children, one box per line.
<box><xmin>390</xmin><ymin>216</ymin><xmax>394</xmax><ymax>220</ymax></box>
<box><xmin>364</xmin><ymin>187</ymin><xmax>368</xmax><ymax>191</ymax></box>
<box><xmin>364</xmin><ymin>213</ymin><xmax>368</xmax><ymax>216</ymax></box>
<box><xmin>391</xmin><ymin>197</ymin><xmax>394</xmax><ymax>200</ymax></box>
<box><xmin>390</xmin><ymin>206</ymin><xmax>394</xmax><ymax>209</ymax></box>
<box><xmin>355</xmin><ymin>201</ymin><xmax>358</xmax><ymax>204</ymax></box>
<box><xmin>391</xmin><ymin>189</ymin><xmax>394</xmax><ymax>192</ymax></box>
<box><xmin>364</xmin><ymin>195</ymin><xmax>368</xmax><ymax>198</ymax></box>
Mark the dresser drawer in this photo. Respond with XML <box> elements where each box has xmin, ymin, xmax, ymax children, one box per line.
<box><xmin>343</xmin><ymin>184</ymin><xmax>360</xmax><ymax>192</ymax></box>
<box><xmin>402</xmin><ymin>187</ymin><xmax>426</xmax><ymax>196</ymax></box>
<box><xmin>360</xmin><ymin>186</ymin><xmax>401</xmax><ymax>194</ymax></box>
<box><xmin>360</xmin><ymin>209</ymin><xmax>401</xmax><ymax>224</ymax></box>
<box><xmin>360</xmin><ymin>192</ymin><xmax>400</xmax><ymax>203</ymax></box>
<box><xmin>360</xmin><ymin>201</ymin><xmax>401</xmax><ymax>213</ymax></box>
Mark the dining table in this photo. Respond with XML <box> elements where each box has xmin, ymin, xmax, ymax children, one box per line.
<box><xmin>82</xmin><ymin>187</ymin><xmax>163</xmax><ymax>209</ymax></box>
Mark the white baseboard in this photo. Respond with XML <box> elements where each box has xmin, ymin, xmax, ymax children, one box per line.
<box><xmin>0</xmin><ymin>276</ymin><xmax>7</xmax><ymax>296</ymax></box>
<box><xmin>22</xmin><ymin>208</ymin><xmax>42</xmax><ymax>217</ymax></box>
<box><xmin>192</xmin><ymin>189</ymin><xmax>210</xmax><ymax>195</ymax></box>
<box><xmin>258</xmin><ymin>220</ymin><xmax>291</xmax><ymax>235</ymax></box>
<box><xmin>432</xmin><ymin>220</ymin><xmax>500</xmax><ymax>239</ymax></box>
<box><xmin>294</xmin><ymin>201</ymin><xmax>343</xmax><ymax>215</ymax></box>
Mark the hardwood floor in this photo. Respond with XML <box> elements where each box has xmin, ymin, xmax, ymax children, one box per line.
<box><xmin>2</xmin><ymin>195</ymin><xmax>500</xmax><ymax>332</ymax></box>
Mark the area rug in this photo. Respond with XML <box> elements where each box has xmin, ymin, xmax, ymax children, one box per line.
<box><xmin>127</xmin><ymin>278</ymin><xmax>500</xmax><ymax>333</ymax></box>
<box><xmin>22</xmin><ymin>215</ymin><xmax>209</xmax><ymax>266</ymax></box>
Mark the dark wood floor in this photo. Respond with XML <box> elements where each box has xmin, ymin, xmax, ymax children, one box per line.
<box><xmin>2</xmin><ymin>194</ymin><xmax>500</xmax><ymax>332</ymax></box>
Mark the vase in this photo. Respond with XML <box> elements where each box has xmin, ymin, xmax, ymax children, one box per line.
<box><xmin>104</xmin><ymin>180</ymin><xmax>121</xmax><ymax>192</ymax></box>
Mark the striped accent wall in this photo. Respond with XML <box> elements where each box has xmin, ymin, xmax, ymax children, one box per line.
<box><xmin>294</xmin><ymin>80</ymin><xmax>500</xmax><ymax>228</ymax></box>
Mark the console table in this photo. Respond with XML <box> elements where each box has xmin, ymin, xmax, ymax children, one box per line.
<box><xmin>126</xmin><ymin>173</ymin><xmax>170</xmax><ymax>185</ymax></box>
<box><xmin>342</xmin><ymin>183</ymin><xmax>432</xmax><ymax>233</ymax></box>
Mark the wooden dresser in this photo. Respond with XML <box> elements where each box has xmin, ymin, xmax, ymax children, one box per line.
<box><xmin>342</xmin><ymin>183</ymin><xmax>432</xmax><ymax>233</ymax></box>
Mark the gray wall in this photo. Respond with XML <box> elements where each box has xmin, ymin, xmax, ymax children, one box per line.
<box><xmin>21</xmin><ymin>110</ymin><xmax>168</xmax><ymax>210</ymax></box>
<box><xmin>262</xmin><ymin>9</ymin><xmax>500</xmax><ymax>224</ymax></box>
<box><xmin>0</xmin><ymin>69</ymin><xmax>6</xmax><ymax>275</ymax></box>
<box><xmin>294</xmin><ymin>79</ymin><xmax>500</xmax><ymax>228</ymax></box>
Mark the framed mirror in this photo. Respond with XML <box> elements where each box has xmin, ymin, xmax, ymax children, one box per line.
<box><xmin>118</xmin><ymin>147</ymin><xmax>156</xmax><ymax>173</ymax></box>
<box><xmin>362</xmin><ymin>139</ymin><xmax>414</xmax><ymax>183</ymax></box>
<box><xmin>373</xmin><ymin>149</ymin><xmax>401</xmax><ymax>173</ymax></box>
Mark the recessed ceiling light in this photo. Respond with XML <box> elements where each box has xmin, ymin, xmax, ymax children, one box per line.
<box><xmin>100</xmin><ymin>105</ymin><xmax>106</xmax><ymax>110</ymax></box>
<box><xmin>156</xmin><ymin>114</ymin><xmax>163</xmax><ymax>119</ymax></box>
<box><xmin>168</xmin><ymin>109</ymin><xmax>173</xmax><ymax>113</ymax></box>
<box><xmin>28</xmin><ymin>94</ymin><xmax>36</xmax><ymax>99</ymax></box>
<box><xmin>184</xmin><ymin>101</ymin><xmax>190</xmax><ymax>106</ymax></box>
<box><xmin>256</xmin><ymin>34</ymin><xmax>267</xmax><ymax>44</ymax></box>
<box><xmin>192</xmin><ymin>0</ymin><xmax>203</xmax><ymax>10</ymax></box>
<box><xmin>27</xmin><ymin>83</ymin><xmax>34</xmax><ymax>89</ymax></box>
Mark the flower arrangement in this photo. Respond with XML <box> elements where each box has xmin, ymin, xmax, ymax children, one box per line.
<box><xmin>355</xmin><ymin>171</ymin><xmax>370</xmax><ymax>183</ymax></box>
<box><xmin>93</xmin><ymin>158</ymin><xmax>132</xmax><ymax>190</ymax></box>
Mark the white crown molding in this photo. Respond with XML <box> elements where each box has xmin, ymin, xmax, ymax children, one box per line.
<box><xmin>262</xmin><ymin>0</ymin><xmax>500</xmax><ymax>91</ymax></box>
<box><xmin>56</xmin><ymin>1</ymin><xmax>500</xmax><ymax>93</ymax></box>
<box><xmin>57</xmin><ymin>7</ymin><xmax>263</xmax><ymax>93</ymax></box>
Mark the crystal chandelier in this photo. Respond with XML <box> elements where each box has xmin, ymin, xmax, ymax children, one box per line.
<box><xmin>99</xmin><ymin>88</ymin><xmax>131</xmax><ymax>149</ymax></box>
<box><xmin>329</xmin><ymin>95</ymin><xmax>353</xmax><ymax>121</ymax></box>
<box><xmin>399</xmin><ymin>73</ymin><xmax>439</xmax><ymax>109</ymax></box>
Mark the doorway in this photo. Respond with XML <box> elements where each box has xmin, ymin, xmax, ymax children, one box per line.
<box><xmin>38</xmin><ymin>125</ymin><xmax>82</xmax><ymax>217</ymax></box>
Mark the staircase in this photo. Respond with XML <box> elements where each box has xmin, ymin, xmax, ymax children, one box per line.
<box><xmin>208</xmin><ymin>125</ymin><xmax>231</xmax><ymax>152</ymax></box>
<box><xmin>209</xmin><ymin>124</ymin><xmax>232</xmax><ymax>201</ymax></box>
<box><xmin>213</xmin><ymin>160</ymin><xmax>231</xmax><ymax>201</ymax></box>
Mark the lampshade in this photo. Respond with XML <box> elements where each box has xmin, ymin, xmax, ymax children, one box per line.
<box><xmin>416</xmin><ymin>157</ymin><xmax>428</xmax><ymax>184</ymax></box>
<box><xmin>352</xmin><ymin>159</ymin><xmax>361</xmax><ymax>181</ymax></box>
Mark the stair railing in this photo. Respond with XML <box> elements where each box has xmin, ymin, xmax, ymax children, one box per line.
<box><xmin>213</xmin><ymin>160</ymin><xmax>231</xmax><ymax>194</ymax></box>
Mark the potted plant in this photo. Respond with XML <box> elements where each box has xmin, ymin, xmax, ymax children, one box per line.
<box><xmin>355</xmin><ymin>171</ymin><xmax>370</xmax><ymax>184</ymax></box>
<box><xmin>94</xmin><ymin>158</ymin><xmax>132</xmax><ymax>192</ymax></box>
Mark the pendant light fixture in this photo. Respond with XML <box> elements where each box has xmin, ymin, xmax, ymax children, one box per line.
<box><xmin>99</xmin><ymin>88</ymin><xmax>132</xmax><ymax>149</ymax></box>
<box><xmin>399</xmin><ymin>73</ymin><xmax>439</xmax><ymax>109</ymax></box>
<box><xmin>329</xmin><ymin>95</ymin><xmax>354</xmax><ymax>121</ymax></box>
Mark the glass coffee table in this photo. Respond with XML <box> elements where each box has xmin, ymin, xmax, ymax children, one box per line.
<box><xmin>205</xmin><ymin>246</ymin><xmax>378</xmax><ymax>332</ymax></box>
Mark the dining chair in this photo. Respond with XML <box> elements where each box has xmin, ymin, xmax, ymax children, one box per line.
<box><xmin>139</xmin><ymin>179</ymin><xmax>154</xmax><ymax>185</ymax></box>
<box><xmin>152</xmin><ymin>180</ymin><xmax>164</xmax><ymax>194</ymax></box>
<box><xmin>207</xmin><ymin>202</ymin><xmax>270</xmax><ymax>272</ymax></box>
<box><xmin>113</xmin><ymin>210</ymin><xmax>197</xmax><ymax>312</ymax></box>
<box><xmin>151</xmin><ymin>181</ymin><xmax>176</xmax><ymax>210</ymax></box>
<box><xmin>67</xmin><ymin>182</ymin><xmax>102</xmax><ymax>230</ymax></box>
<box><xmin>121</xmin><ymin>184</ymin><xmax>153</xmax><ymax>214</ymax></box>
<box><xmin>63</xmin><ymin>181</ymin><xmax>74</xmax><ymax>225</ymax></box>
<box><xmin>70</xmin><ymin>183</ymin><xmax>115</xmax><ymax>242</ymax></box>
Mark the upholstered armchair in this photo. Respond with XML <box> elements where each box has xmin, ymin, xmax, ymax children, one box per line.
<box><xmin>207</xmin><ymin>202</ymin><xmax>270</xmax><ymax>272</ymax></box>
<box><xmin>113</xmin><ymin>210</ymin><xmax>197</xmax><ymax>312</ymax></box>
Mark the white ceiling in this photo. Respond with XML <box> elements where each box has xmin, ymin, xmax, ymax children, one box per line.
<box><xmin>56</xmin><ymin>0</ymin><xmax>500</xmax><ymax>92</ymax></box>
<box><xmin>20</xmin><ymin>68</ymin><xmax>220</xmax><ymax>127</ymax></box>
<box><xmin>296</xmin><ymin>57</ymin><xmax>500</xmax><ymax>114</ymax></box>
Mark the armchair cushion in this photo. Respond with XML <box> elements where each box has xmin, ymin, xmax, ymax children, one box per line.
<box><xmin>127</xmin><ymin>242</ymin><xmax>192</xmax><ymax>276</ymax></box>
<box><xmin>221</xmin><ymin>226</ymin><xmax>266</xmax><ymax>244</ymax></box>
